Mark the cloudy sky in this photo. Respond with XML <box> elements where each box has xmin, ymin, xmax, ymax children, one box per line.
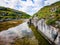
<box><xmin>0</xmin><ymin>0</ymin><xmax>60</xmax><ymax>15</ymax></box>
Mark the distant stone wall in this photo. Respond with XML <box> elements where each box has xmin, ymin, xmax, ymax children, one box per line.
<box><xmin>31</xmin><ymin>17</ymin><xmax>60</xmax><ymax>45</ymax></box>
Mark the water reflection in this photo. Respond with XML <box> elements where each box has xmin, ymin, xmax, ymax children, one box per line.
<box><xmin>0</xmin><ymin>22</ymin><xmax>33</xmax><ymax>45</ymax></box>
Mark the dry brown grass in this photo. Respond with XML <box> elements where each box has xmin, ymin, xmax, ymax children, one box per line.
<box><xmin>0</xmin><ymin>20</ymin><xmax>23</xmax><ymax>31</ymax></box>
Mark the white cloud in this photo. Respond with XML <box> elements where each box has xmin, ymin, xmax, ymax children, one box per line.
<box><xmin>44</xmin><ymin>0</ymin><xmax>60</xmax><ymax>6</ymax></box>
<box><xmin>0</xmin><ymin>0</ymin><xmax>59</xmax><ymax>15</ymax></box>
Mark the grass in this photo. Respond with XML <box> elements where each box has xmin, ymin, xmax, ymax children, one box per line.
<box><xmin>14</xmin><ymin>37</ymin><xmax>38</xmax><ymax>45</ymax></box>
<box><xmin>0</xmin><ymin>20</ymin><xmax>23</xmax><ymax>31</ymax></box>
<box><xmin>29</xmin><ymin>24</ymin><xmax>51</xmax><ymax>45</ymax></box>
<box><xmin>33</xmin><ymin>1</ymin><xmax>60</xmax><ymax>27</ymax></box>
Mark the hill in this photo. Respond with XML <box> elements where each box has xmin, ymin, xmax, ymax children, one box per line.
<box><xmin>0</xmin><ymin>6</ymin><xmax>31</xmax><ymax>22</ymax></box>
<box><xmin>33</xmin><ymin>1</ymin><xmax>60</xmax><ymax>28</ymax></box>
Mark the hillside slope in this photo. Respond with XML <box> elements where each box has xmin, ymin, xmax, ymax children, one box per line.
<box><xmin>0</xmin><ymin>6</ymin><xmax>31</xmax><ymax>21</ymax></box>
<box><xmin>34</xmin><ymin>1</ymin><xmax>60</xmax><ymax>28</ymax></box>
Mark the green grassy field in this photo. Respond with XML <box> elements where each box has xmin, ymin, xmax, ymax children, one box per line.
<box><xmin>0</xmin><ymin>6</ymin><xmax>31</xmax><ymax>20</ymax></box>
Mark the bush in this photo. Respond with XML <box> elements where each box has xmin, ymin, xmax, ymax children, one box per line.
<box><xmin>46</xmin><ymin>19</ymin><xmax>56</xmax><ymax>25</ymax></box>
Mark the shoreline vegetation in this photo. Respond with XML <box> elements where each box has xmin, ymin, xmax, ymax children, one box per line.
<box><xmin>29</xmin><ymin>24</ymin><xmax>51</xmax><ymax>45</ymax></box>
<box><xmin>0</xmin><ymin>20</ymin><xmax>23</xmax><ymax>31</ymax></box>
